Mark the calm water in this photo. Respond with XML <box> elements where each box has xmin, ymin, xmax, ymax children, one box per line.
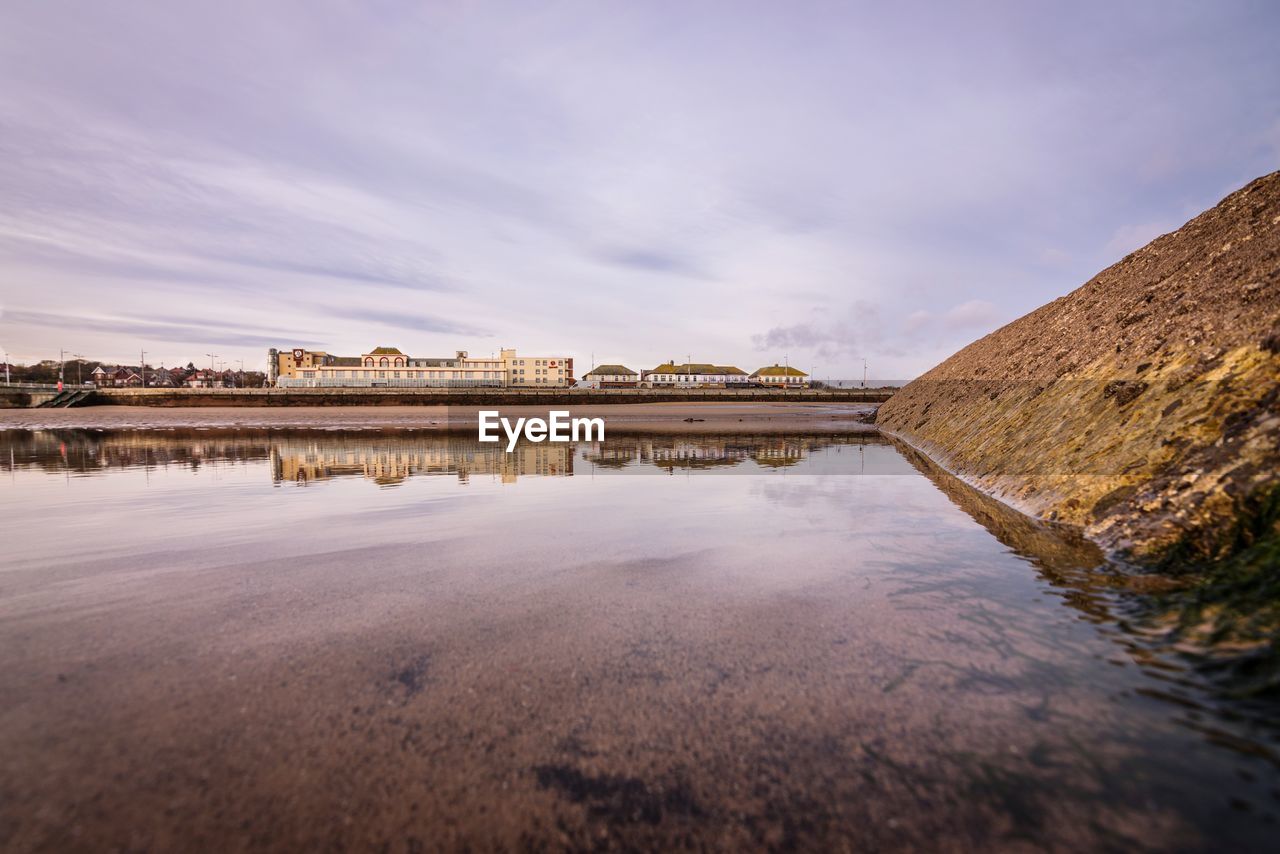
<box><xmin>1</xmin><ymin>429</ymin><xmax>1277</xmax><ymax>852</ymax></box>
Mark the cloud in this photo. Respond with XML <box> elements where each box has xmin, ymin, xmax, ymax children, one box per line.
<box><xmin>595</xmin><ymin>248</ymin><xmax>705</xmax><ymax>277</ymax></box>
<box><xmin>1</xmin><ymin>309</ymin><xmax>315</xmax><ymax>350</ymax></box>
<box><xmin>1103</xmin><ymin>222</ymin><xmax>1175</xmax><ymax>258</ymax></box>
<box><xmin>337</xmin><ymin>308</ymin><xmax>490</xmax><ymax>337</ymax></box>
<box><xmin>752</xmin><ymin>322</ymin><xmax>855</xmax><ymax>355</ymax></box>
<box><xmin>1039</xmin><ymin>247</ymin><xmax>1071</xmax><ymax>266</ymax></box>
<box><xmin>0</xmin><ymin>2</ymin><xmax>1276</xmax><ymax>376</ymax></box>
<box><xmin>941</xmin><ymin>300</ymin><xmax>1005</xmax><ymax>331</ymax></box>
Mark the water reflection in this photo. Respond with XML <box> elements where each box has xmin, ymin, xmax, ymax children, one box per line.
<box><xmin>2</xmin><ymin>428</ymin><xmax>1278</xmax><ymax>850</ymax></box>
<box><xmin>0</xmin><ymin>429</ymin><xmax>899</xmax><ymax>485</ymax></box>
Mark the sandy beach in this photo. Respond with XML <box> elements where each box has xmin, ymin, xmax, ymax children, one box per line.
<box><xmin>0</xmin><ymin>402</ymin><xmax>878</xmax><ymax>433</ymax></box>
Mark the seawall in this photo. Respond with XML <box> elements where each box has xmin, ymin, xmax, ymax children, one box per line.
<box><xmin>88</xmin><ymin>387</ymin><xmax>895</xmax><ymax>407</ymax></box>
<box><xmin>875</xmin><ymin>171</ymin><xmax>1279</xmax><ymax>563</ymax></box>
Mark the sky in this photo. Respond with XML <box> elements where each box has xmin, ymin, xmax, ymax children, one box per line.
<box><xmin>0</xmin><ymin>1</ymin><xmax>1277</xmax><ymax>380</ymax></box>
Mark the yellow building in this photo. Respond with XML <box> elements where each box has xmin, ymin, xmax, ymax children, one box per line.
<box><xmin>750</xmin><ymin>364</ymin><xmax>809</xmax><ymax>388</ymax></box>
<box><xmin>501</xmin><ymin>348</ymin><xmax>574</xmax><ymax>388</ymax></box>
<box><xmin>269</xmin><ymin>346</ymin><xmax>573</xmax><ymax>388</ymax></box>
<box><xmin>270</xmin><ymin>435</ymin><xmax>573</xmax><ymax>485</ymax></box>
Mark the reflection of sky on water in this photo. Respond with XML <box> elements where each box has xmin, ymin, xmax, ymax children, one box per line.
<box><xmin>1</xmin><ymin>429</ymin><xmax>1278</xmax><ymax>848</ymax></box>
<box><xmin>0</xmin><ymin>429</ymin><xmax>908</xmax><ymax>484</ymax></box>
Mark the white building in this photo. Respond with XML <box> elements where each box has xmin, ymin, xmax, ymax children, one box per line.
<box><xmin>274</xmin><ymin>346</ymin><xmax>573</xmax><ymax>388</ymax></box>
<box><xmin>642</xmin><ymin>362</ymin><xmax>750</xmax><ymax>388</ymax></box>
<box><xmin>750</xmin><ymin>364</ymin><xmax>809</xmax><ymax>388</ymax></box>
<box><xmin>581</xmin><ymin>364</ymin><xmax>640</xmax><ymax>388</ymax></box>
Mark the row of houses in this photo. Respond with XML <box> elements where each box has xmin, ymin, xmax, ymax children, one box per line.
<box><xmin>89</xmin><ymin>365</ymin><xmax>248</xmax><ymax>388</ymax></box>
<box><xmin>269</xmin><ymin>346</ymin><xmax>810</xmax><ymax>389</ymax></box>
<box><xmin>581</xmin><ymin>361</ymin><xmax>808</xmax><ymax>389</ymax></box>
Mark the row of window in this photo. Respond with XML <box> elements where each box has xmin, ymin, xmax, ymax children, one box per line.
<box><xmin>308</xmin><ymin>370</ymin><xmax>505</xmax><ymax>379</ymax></box>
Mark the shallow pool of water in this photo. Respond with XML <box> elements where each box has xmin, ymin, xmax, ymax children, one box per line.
<box><xmin>1</xmin><ymin>430</ymin><xmax>1276</xmax><ymax>851</ymax></box>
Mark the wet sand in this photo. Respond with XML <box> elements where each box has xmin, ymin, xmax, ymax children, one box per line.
<box><xmin>0</xmin><ymin>402</ymin><xmax>875</xmax><ymax>433</ymax></box>
<box><xmin>2</xmin><ymin>431</ymin><xmax>1277</xmax><ymax>851</ymax></box>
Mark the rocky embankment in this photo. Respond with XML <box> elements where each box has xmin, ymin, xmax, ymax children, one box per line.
<box><xmin>877</xmin><ymin>173</ymin><xmax>1279</xmax><ymax>671</ymax></box>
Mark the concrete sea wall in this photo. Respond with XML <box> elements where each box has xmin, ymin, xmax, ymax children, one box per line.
<box><xmin>876</xmin><ymin>172</ymin><xmax>1280</xmax><ymax>564</ymax></box>
<box><xmin>90</xmin><ymin>387</ymin><xmax>895</xmax><ymax>407</ymax></box>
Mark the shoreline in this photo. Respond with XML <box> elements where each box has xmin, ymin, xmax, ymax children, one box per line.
<box><xmin>0</xmin><ymin>401</ymin><xmax>879</xmax><ymax>433</ymax></box>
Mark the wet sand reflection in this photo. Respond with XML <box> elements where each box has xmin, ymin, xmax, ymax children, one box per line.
<box><xmin>0</xmin><ymin>430</ymin><xmax>1277</xmax><ymax>851</ymax></box>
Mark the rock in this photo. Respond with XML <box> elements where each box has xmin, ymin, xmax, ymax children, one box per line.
<box><xmin>876</xmin><ymin>171</ymin><xmax>1280</xmax><ymax>561</ymax></box>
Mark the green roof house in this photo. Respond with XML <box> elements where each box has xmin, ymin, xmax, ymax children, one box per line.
<box><xmin>750</xmin><ymin>364</ymin><xmax>809</xmax><ymax>387</ymax></box>
<box><xmin>642</xmin><ymin>362</ymin><xmax>751</xmax><ymax>387</ymax></box>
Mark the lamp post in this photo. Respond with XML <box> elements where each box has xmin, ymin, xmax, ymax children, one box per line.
<box><xmin>139</xmin><ymin>350</ymin><xmax>146</xmax><ymax>388</ymax></box>
<box><xmin>205</xmin><ymin>353</ymin><xmax>218</xmax><ymax>389</ymax></box>
<box><xmin>237</xmin><ymin>359</ymin><xmax>244</xmax><ymax>388</ymax></box>
<box><xmin>72</xmin><ymin>353</ymin><xmax>85</xmax><ymax>385</ymax></box>
<box><xmin>58</xmin><ymin>348</ymin><xmax>65</xmax><ymax>391</ymax></box>
<box><xmin>3</xmin><ymin>348</ymin><xmax>9</xmax><ymax>385</ymax></box>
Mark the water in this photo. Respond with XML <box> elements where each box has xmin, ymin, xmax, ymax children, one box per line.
<box><xmin>1</xmin><ymin>429</ymin><xmax>1277</xmax><ymax>851</ymax></box>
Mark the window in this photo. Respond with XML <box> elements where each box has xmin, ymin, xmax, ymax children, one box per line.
<box><xmin>364</xmin><ymin>358</ymin><xmax>373</xmax><ymax>367</ymax></box>
<box><xmin>394</xmin><ymin>358</ymin><xmax>404</xmax><ymax>367</ymax></box>
<box><xmin>380</xmin><ymin>357</ymin><xmax>389</xmax><ymax>367</ymax></box>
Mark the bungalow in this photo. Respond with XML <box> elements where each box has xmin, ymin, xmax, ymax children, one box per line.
<box><xmin>750</xmin><ymin>364</ymin><xmax>808</xmax><ymax>388</ymax></box>
<box><xmin>642</xmin><ymin>362</ymin><xmax>750</xmax><ymax>388</ymax></box>
<box><xmin>581</xmin><ymin>364</ymin><xmax>639</xmax><ymax>388</ymax></box>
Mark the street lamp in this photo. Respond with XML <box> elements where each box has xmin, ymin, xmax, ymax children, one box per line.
<box><xmin>72</xmin><ymin>353</ymin><xmax>85</xmax><ymax>385</ymax></box>
<box><xmin>139</xmin><ymin>350</ymin><xmax>146</xmax><ymax>388</ymax></box>
<box><xmin>205</xmin><ymin>353</ymin><xmax>218</xmax><ymax>389</ymax></box>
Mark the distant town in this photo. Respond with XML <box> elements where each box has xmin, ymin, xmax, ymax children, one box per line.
<box><xmin>0</xmin><ymin>356</ymin><xmax>265</xmax><ymax>389</ymax></box>
<box><xmin>0</xmin><ymin>344</ymin><xmax>829</xmax><ymax>391</ymax></box>
<box><xmin>270</xmin><ymin>345</ymin><xmax>814</xmax><ymax>389</ymax></box>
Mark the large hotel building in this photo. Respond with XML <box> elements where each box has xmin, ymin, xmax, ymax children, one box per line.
<box><xmin>270</xmin><ymin>347</ymin><xmax>573</xmax><ymax>388</ymax></box>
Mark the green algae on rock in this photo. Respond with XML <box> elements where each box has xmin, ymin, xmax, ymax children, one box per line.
<box><xmin>876</xmin><ymin>171</ymin><xmax>1280</xmax><ymax>564</ymax></box>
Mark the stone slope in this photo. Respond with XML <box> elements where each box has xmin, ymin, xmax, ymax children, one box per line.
<box><xmin>876</xmin><ymin>171</ymin><xmax>1280</xmax><ymax>561</ymax></box>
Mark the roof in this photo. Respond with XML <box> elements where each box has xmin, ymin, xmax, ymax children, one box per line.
<box><xmin>367</xmin><ymin>346</ymin><xmax>404</xmax><ymax>355</ymax></box>
<box><xmin>753</xmin><ymin>365</ymin><xmax>808</xmax><ymax>377</ymax></box>
<box><xmin>717</xmin><ymin>366</ymin><xmax>747</xmax><ymax>375</ymax></box>
<box><xmin>584</xmin><ymin>364</ymin><xmax>636</xmax><ymax>376</ymax></box>
<box><xmin>648</xmin><ymin>362</ymin><xmax>728</xmax><ymax>374</ymax></box>
<box><xmin>330</xmin><ymin>356</ymin><xmax>362</xmax><ymax>367</ymax></box>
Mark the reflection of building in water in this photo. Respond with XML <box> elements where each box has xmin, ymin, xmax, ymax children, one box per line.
<box><xmin>271</xmin><ymin>437</ymin><xmax>574</xmax><ymax>486</ymax></box>
<box><xmin>0</xmin><ymin>430</ymin><xmax>273</xmax><ymax>476</ymax></box>
<box><xmin>579</xmin><ymin>434</ymin><xmax>872</xmax><ymax>471</ymax></box>
<box><xmin>4</xmin><ymin>430</ymin><xmax>882</xmax><ymax>484</ymax></box>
